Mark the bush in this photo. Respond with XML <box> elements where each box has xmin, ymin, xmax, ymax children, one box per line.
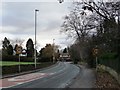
<box><xmin>2</xmin><ymin>55</ymin><xmax>18</xmax><ymax>61</ymax></box>
<box><xmin>99</xmin><ymin>52</ymin><xmax>120</xmax><ymax>73</ymax></box>
<box><xmin>2</xmin><ymin>62</ymin><xmax>54</xmax><ymax>75</ymax></box>
<box><xmin>73</xmin><ymin>59</ymin><xmax>78</xmax><ymax>64</ymax></box>
<box><xmin>38</xmin><ymin>57</ymin><xmax>52</xmax><ymax>62</ymax></box>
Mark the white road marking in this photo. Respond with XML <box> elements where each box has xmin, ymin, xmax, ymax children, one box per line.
<box><xmin>8</xmin><ymin>78</ymin><xmax>25</xmax><ymax>81</ymax></box>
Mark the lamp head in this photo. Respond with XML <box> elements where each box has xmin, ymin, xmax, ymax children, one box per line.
<box><xmin>58</xmin><ymin>0</ymin><xmax>64</xmax><ymax>3</ymax></box>
<box><xmin>35</xmin><ymin>9</ymin><xmax>39</xmax><ymax>12</ymax></box>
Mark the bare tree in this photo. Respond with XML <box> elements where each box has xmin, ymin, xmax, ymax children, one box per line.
<box><xmin>10</xmin><ymin>38</ymin><xmax>25</xmax><ymax>47</ymax></box>
<box><xmin>82</xmin><ymin>0</ymin><xmax>120</xmax><ymax>21</ymax></box>
<box><xmin>61</xmin><ymin>2</ymin><xmax>98</xmax><ymax>60</ymax></box>
<box><xmin>80</xmin><ymin>0</ymin><xmax>120</xmax><ymax>57</ymax></box>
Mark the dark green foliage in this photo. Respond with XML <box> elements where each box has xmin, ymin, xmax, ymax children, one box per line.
<box><xmin>73</xmin><ymin>59</ymin><xmax>78</xmax><ymax>64</ymax></box>
<box><xmin>2</xmin><ymin>55</ymin><xmax>17</xmax><ymax>61</ymax></box>
<box><xmin>14</xmin><ymin>44</ymin><xmax>19</xmax><ymax>55</ymax></box>
<box><xmin>7</xmin><ymin>44</ymin><xmax>13</xmax><ymax>55</ymax></box>
<box><xmin>2</xmin><ymin>55</ymin><xmax>34</xmax><ymax>62</ymax></box>
<box><xmin>38</xmin><ymin>44</ymin><xmax>57</xmax><ymax>62</ymax></box>
<box><xmin>2</xmin><ymin>62</ymin><xmax>54</xmax><ymax>75</ymax></box>
<box><xmin>2</xmin><ymin>37</ymin><xmax>13</xmax><ymax>55</ymax></box>
<box><xmin>26</xmin><ymin>38</ymin><xmax>34</xmax><ymax>57</ymax></box>
<box><xmin>100</xmin><ymin>53</ymin><xmax>118</xmax><ymax>60</ymax></box>
<box><xmin>2</xmin><ymin>37</ymin><xmax>10</xmax><ymax>50</ymax></box>
<box><xmin>63</xmin><ymin>48</ymin><xmax>67</xmax><ymax>53</ymax></box>
<box><xmin>99</xmin><ymin>58</ymin><xmax>120</xmax><ymax>73</ymax></box>
<box><xmin>98</xmin><ymin>52</ymin><xmax>119</xmax><ymax>73</ymax></box>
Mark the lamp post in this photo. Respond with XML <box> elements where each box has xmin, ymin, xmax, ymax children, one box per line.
<box><xmin>53</xmin><ymin>39</ymin><xmax>55</xmax><ymax>63</ymax></box>
<box><xmin>58</xmin><ymin>0</ymin><xmax>64</xmax><ymax>3</ymax></box>
<box><xmin>34</xmin><ymin>9</ymin><xmax>39</xmax><ymax>68</ymax></box>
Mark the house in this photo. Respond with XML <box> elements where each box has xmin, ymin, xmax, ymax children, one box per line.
<box><xmin>59</xmin><ymin>53</ymin><xmax>71</xmax><ymax>61</ymax></box>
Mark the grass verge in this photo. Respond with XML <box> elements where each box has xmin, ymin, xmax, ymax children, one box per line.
<box><xmin>0</xmin><ymin>61</ymin><xmax>40</xmax><ymax>66</ymax></box>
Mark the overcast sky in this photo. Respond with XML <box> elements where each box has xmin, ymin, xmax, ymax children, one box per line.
<box><xmin>1</xmin><ymin>0</ymin><xmax>77</xmax><ymax>50</ymax></box>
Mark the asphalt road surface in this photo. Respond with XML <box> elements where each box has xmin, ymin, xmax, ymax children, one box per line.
<box><xmin>3</xmin><ymin>61</ymin><xmax>80</xmax><ymax>88</ymax></box>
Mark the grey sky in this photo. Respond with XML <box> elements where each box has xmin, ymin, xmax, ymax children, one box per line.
<box><xmin>1</xmin><ymin>1</ymin><xmax>75</xmax><ymax>50</ymax></box>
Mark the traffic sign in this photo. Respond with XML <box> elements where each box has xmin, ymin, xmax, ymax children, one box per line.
<box><xmin>93</xmin><ymin>48</ymin><xmax>98</xmax><ymax>56</ymax></box>
<box><xmin>16</xmin><ymin>46</ymin><xmax>22</xmax><ymax>54</ymax></box>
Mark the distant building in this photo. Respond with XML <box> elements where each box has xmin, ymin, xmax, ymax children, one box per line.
<box><xmin>21</xmin><ymin>49</ymin><xmax>27</xmax><ymax>56</ymax></box>
<box><xmin>59</xmin><ymin>53</ymin><xmax>71</xmax><ymax>61</ymax></box>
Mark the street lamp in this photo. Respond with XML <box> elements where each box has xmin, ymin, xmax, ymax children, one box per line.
<box><xmin>34</xmin><ymin>9</ymin><xmax>39</xmax><ymax>68</ymax></box>
<box><xmin>58</xmin><ymin>0</ymin><xmax>64</xmax><ymax>3</ymax></box>
<box><xmin>53</xmin><ymin>39</ymin><xmax>55</xmax><ymax>63</ymax></box>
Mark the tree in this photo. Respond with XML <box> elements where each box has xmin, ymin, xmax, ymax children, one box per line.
<box><xmin>39</xmin><ymin>44</ymin><xmax>60</xmax><ymax>62</ymax></box>
<box><xmin>80</xmin><ymin>0</ymin><xmax>120</xmax><ymax>66</ymax></box>
<box><xmin>63</xmin><ymin>48</ymin><xmax>67</xmax><ymax>53</ymax></box>
<box><xmin>10</xmin><ymin>38</ymin><xmax>25</xmax><ymax>47</ymax></box>
<box><xmin>69</xmin><ymin>43</ymin><xmax>80</xmax><ymax>62</ymax></box>
<box><xmin>2</xmin><ymin>37</ymin><xmax>10</xmax><ymax>50</ymax></box>
<box><xmin>81</xmin><ymin>0</ymin><xmax>120</xmax><ymax>53</ymax></box>
<box><xmin>26</xmin><ymin>38</ymin><xmax>34</xmax><ymax>57</ymax></box>
<box><xmin>14</xmin><ymin>44</ymin><xmax>18</xmax><ymax>55</ymax></box>
<box><xmin>39</xmin><ymin>44</ymin><xmax>53</xmax><ymax>62</ymax></box>
<box><xmin>2</xmin><ymin>37</ymin><xmax>13</xmax><ymax>55</ymax></box>
<box><xmin>82</xmin><ymin>0</ymin><xmax>119</xmax><ymax>21</ymax></box>
<box><xmin>7</xmin><ymin>44</ymin><xmax>13</xmax><ymax>55</ymax></box>
<box><xmin>61</xmin><ymin>2</ymin><xmax>98</xmax><ymax>60</ymax></box>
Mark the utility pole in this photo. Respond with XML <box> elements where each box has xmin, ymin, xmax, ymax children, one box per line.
<box><xmin>53</xmin><ymin>39</ymin><xmax>55</xmax><ymax>63</ymax></box>
<box><xmin>34</xmin><ymin>9</ymin><xmax>39</xmax><ymax>69</ymax></box>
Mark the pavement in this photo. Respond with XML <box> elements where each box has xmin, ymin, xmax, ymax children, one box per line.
<box><xmin>68</xmin><ymin>64</ymin><xmax>96</xmax><ymax>88</ymax></box>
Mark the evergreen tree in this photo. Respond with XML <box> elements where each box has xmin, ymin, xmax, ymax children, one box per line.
<box><xmin>7</xmin><ymin>44</ymin><xmax>13</xmax><ymax>55</ymax></box>
<box><xmin>63</xmin><ymin>48</ymin><xmax>67</xmax><ymax>53</ymax></box>
<box><xmin>26</xmin><ymin>38</ymin><xmax>34</xmax><ymax>57</ymax></box>
<box><xmin>2</xmin><ymin>37</ymin><xmax>13</xmax><ymax>55</ymax></box>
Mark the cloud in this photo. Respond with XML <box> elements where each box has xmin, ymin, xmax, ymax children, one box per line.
<box><xmin>2</xmin><ymin>0</ymin><xmax>74</xmax><ymax>3</ymax></box>
<box><xmin>1</xmin><ymin>2</ymin><xmax>73</xmax><ymax>50</ymax></box>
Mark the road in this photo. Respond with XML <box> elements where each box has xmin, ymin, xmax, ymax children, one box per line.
<box><xmin>2</xmin><ymin>61</ymin><xmax>80</xmax><ymax>89</ymax></box>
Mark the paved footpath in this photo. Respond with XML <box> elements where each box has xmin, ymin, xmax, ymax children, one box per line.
<box><xmin>0</xmin><ymin>72</ymin><xmax>54</xmax><ymax>89</ymax></box>
<box><xmin>68</xmin><ymin>65</ymin><xmax>96</xmax><ymax>88</ymax></box>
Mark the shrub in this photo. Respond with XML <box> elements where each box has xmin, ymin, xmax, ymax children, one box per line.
<box><xmin>2</xmin><ymin>55</ymin><xmax>34</xmax><ymax>62</ymax></box>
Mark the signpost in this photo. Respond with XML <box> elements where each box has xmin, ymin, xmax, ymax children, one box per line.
<box><xmin>93</xmin><ymin>47</ymin><xmax>98</xmax><ymax>71</ymax></box>
<box><xmin>16</xmin><ymin>46</ymin><xmax>22</xmax><ymax>72</ymax></box>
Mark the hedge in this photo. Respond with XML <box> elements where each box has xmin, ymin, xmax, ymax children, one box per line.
<box><xmin>98</xmin><ymin>52</ymin><xmax>120</xmax><ymax>73</ymax></box>
<box><xmin>2</xmin><ymin>55</ymin><xmax>34</xmax><ymax>62</ymax></box>
<box><xmin>2</xmin><ymin>62</ymin><xmax>54</xmax><ymax>75</ymax></box>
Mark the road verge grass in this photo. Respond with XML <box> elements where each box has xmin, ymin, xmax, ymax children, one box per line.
<box><xmin>0</xmin><ymin>61</ymin><xmax>37</xmax><ymax>66</ymax></box>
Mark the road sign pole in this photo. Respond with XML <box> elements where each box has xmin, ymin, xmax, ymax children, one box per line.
<box><xmin>96</xmin><ymin>56</ymin><xmax>98</xmax><ymax>71</ymax></box>
<box><xmin>19</xmin><ymin>54</ymin><xmax>21</xmax><ymax>72</ymax></box>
